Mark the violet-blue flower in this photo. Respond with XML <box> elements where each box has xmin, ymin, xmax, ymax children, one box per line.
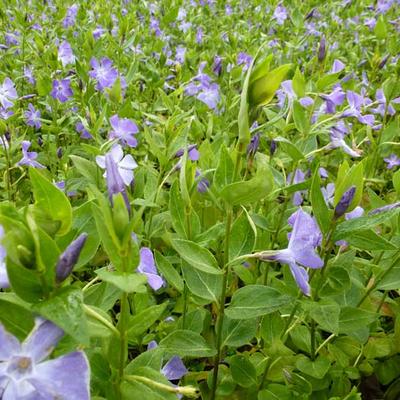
<box><xmin>0</xmin><ymin>319</ymin><xmax>90</xmax><ymax>399</ymax></box>
<box><xmin>384</xmin><ymin>154</ymin><xmax>400</xmax><ymax>170</ymax></box>
<box><xmin>24</xmin><ymin>103</ymin><xmax>41</xmax><ymax>129</ymax></box>
<box><xmin>334</xmin><ymin>186</ymin><xmax>356</xmax><ymax>218</ymax></box>
<box><xmin>342</xmin><ymin>91</ymin><xmax>374</xmax><ymax>126</ymax></box>
<box><xmin>89</xmin><ymin>57</ymin><xmax>118</xmax><ymax>91</ymax></box>
<box><xmin>50</xmin><ymin>79</ymin><xmax>73</xmax><ymax>103</ymax></box>
<box><xmin>255</xmin><ymin>209</ymin><xmax>323</xmax><ymax>296</ymax></box>
<box><xmin>196</xmin><ymin>82</ymin><xmax>220</xmax><ymax>110</ymax></box>
<box><xmin>328</xmin><ymin>125</ymin><xmax>361</xmax><ymax>158</ymax></box>
<box><xmin>109</xmin><ymin>115</ymin><xmax>139</xmax><ymax>148</ymax></box>
<box><xmin>273</xmin><ymin>4</ymin><xmax>288</xmax><ymax>25</ymax></box>
<box><xmin>96</xmin><ymin>144</ymin><xmax>138</xmax><ymax>186</ymax></box>
<box><xmin>17</xmin><ymin>141</ymin><xmax>45</xmax><ymax>169</ymax></box>
<box><xmin>58</xmin><ymin>40</ymin><xmax>75</xmax><ymax>66</ymax></box>
<box><xmin>237</xmin><ymin>52</ymin><xmax>253</xmax><ymax>71</ymax></box>
<box><xmin>0</xmin><ymin>78</ymin><xmax>18</xmax><ymax>110</ymax></box>
<box><xmin>137</xmin><ymin>248</ymin><xmax>165</xmax><ymax>291</ymax></box>
<box><xmin>76</xmin><ymin>121</ymin><xmax>92</xmax><ymax>139</ymax></box>
<box><xmin>63</xmin><ymin>4</ymin><xmax>79</xmax><ymax>28</ymax></box>
<box><xmin>287</xmin><ymin>169</ymin><xmax>306</xmax><ymax>206</ymax></box>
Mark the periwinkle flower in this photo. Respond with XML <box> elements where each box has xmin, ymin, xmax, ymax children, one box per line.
<box><xmin>322</xmin><ymin>182</ymin><xmax>335</xmax><ymax>206</ymax></box>
<box><xmin>384</xmin><ymin>154</ymin><xmax>400</xmax><ymax>169</ymax></box>
<box><xmin>162</xmin><ymin>356</ymin><xmax>188</xmax><ymax>381</ymax></box>
<box><xmin>321</xmin><ymin>86</ymin><xmax>345</xmax><ymax>114</ymax></box>
<box><xmin>58</xmin><ymin>40</ymin><xmax>75</xmax><ymax>66</ymax></box>
<box><xmin>196</xmin><ymin>82</ymin><xmax>220</xmax><ymax>110</ymax></box>
<box><xmin>63</xmin><ymin>4</ymin><xmax>79</xmax><ymax>28</ymax></box>
<box><xmin>196</xmin><ymin>27</ymin><xmax>204</xmax><ymax>44</ymax></box>
<box><xmin>0</xmin><ymin>78</ymin><xmax>18</xmax><ymax>109</ymax></box>
<box><xmin>237</xmin><ymin>52</ymin><xmax>253</xmax><ymax>71</ymax></box>
<box><xmin>89</xmin><ymin>57</ymin><xmax>118</xmax><ymax>91</ymax></box>
<box><xmin>273</xmin><ymin>4</ymin><xmax>288</xmax><ymax>25</ymax></box>
<box><xmin>255</xmin><ymin>209</ymin><xmax>323</xmax><ymax>296</ymax></box>
<box><xmin>0</xmin><ymin>319</ymin><xmax>90</xmax><ymax>399</ymax></box>
<box><xmin>24</xmin><ymin>67</ymin><xmax>35</xmax><ymax>85</ymax></box>
<box><xmin>24</xmin><ymin>103</ymin><xmax>41</xmax><ymax>129</ymax></box>
<box><xmin>328</xmin><ymin>124</ymin><xmax>361</xmax><ymax>158</ymax></box>
<box><xmin>318</xmin><ymin>35</ymin><xmax>326</xmax><ymax>62</ymax></box>
<box><xmin>247</xmin><ymin>132</ymin><xmax>260</xmax><ymax>157</ymax></box>
<box><xmin>17</xmin><ymin>141</ymin><xmax>45</xmax><ymax>169</ymax></box>
<box><xmin>137</xmin><ymin>248</ymin><xmax>165</xmax><ymax>291</ymax></box>
<box><xmin>108</xmin><ymin>115</ymin><xmax>139</xmax><ymax>148</ymax></box>
<box><xmin>369</xmin><ymin>201</ymin><xmax>400</xmax><ymax>215</ymax></box>
<box><xmin>342</xmin><ymin>91</ymin><xmax>374</xmax><ymax>126</ymax></box>
<box><xmin>373</xmin><ymin>89</ymin><xmax>400</xmax><ymax>117</ymax></box>
<box><xmin>213</xmin><ymin>55</ymin><xmax>222</xmax><ymax>76</ymax></box>
<box><xmin>287</xmin><ymin>169</ymin><xmax>306</xmax><ymax>206</ymax></box>
<box><xmin>55</xmin><ymin>233</ymin><xmax>88</xmax><ymax>283</ymax></box>
<box><xmin>96</xmin><ymin>144</ymin><xmax>138</xmax><ymax>186</ymax></box>
<box><xmin>175</xmin><ymin>46</ymin><xmax>186</xmax><ymax>64</ymax></box>
<box><xmin>92</xmin><ymin>26</ymin><xmax>106</xmax><ymax>40</ymax></box>
<box><xmin>195</xmin><ymin>169</ymin><xmax>210</xmax><ymax>193</ymax></box>
<box><xmin>75</xmin><ymin>121</ymin><xmax>92</xmax><ymax>139</ymax></box>
<box><xmin>50</xmin><ymin>79</ymin><xmax>73</xmax><ymax>103</ymax></box>
<box><xmin>331</xmin><ymin>59</ymin><xmax>345</xmax><ymax>73</ymax></box>
<box><xmin>334</xmin><ymin>186</ymin><xmax>356</xmax><ymax>218</ymax></box>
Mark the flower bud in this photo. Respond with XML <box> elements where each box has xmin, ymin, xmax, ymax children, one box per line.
<box><xmin>334</xmin><ymin>186</ymin><xmax>356</xmax><ymax>218</ymax></box>
<box><xmin>56</xmin><ymin>233</ymin><xmax>88</xmax><ymax>283</ymax></box>
<box><xmin>318</xmin><ymin>35</ymin><xmax>326</xmax><ymax>63</ymax></box>
<box><xmin>247</xmin><ymin>133</ymin><xmax>260</xmax><ymax>158</ymax></box>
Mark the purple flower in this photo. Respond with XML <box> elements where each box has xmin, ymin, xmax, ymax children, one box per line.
<box><xmin>89</xmin><ymin>58</ymin><xmax>118</xmax><ymax>91</ymax></box>
<box><xmin>58</xmin><ymin>40</ymin><xmax>75</xmax><ymax>66</ymax></box>
<box><xmin>334</xmin><ymin>186</ymin><xmax>356</xmax><ymax>218</ymax></box>
<box><xmin>0</xmin><ymin>319</ymin><xmax>90</xmax><ymax>399</ymax></box>
<box><xmin>0</xmin><ymin>226</ymin><xmax>9</xmax><ymax>289</ymax></box>
<box><xmin>63</xmin><ymin>4</ymin><xmax>79</xmax><ymax>28</ymax></box>
<box><xmin>342</xmin><ymin>91</ymin><xmax>374</xmax><ymax>126</ymax></box>
<box><xmin>92</xmin><ymin>26</ymin><xmax>106</xmax><ymax>40</ymax></box>
<box><xmin>273</xmin><ymin>4</ymin><xmax>288</xmax><ymax>25</ymax></box>
<box><xmin>213</xmin><ymin>55</ymin><xmax>223</xmax><ymax>76</ymax></box>
<box><xmin>321</xmin><ymin>86</ymin><xmax>345</xmax><ymax>114</ymax></box>
<box><xmin>237</xmin><ymin>52</ymin><xmax>253</xmax><ymax>71</ymax></box>
<box><xmin>109</xmin><ymin>115</ymin><xmax>139</xmax><ymax>148</ymax></box>
<box><xmin>196</xmin><ymin>27</ymin><xmax>204</xmax><ymax>44</ymax></box>
<box><xmin>137</xmin><ymin>248</ymin><xmax>164</xmax><ymax>291</ymax></box>
<box><xmin>24</xmin><ymin>67</ymin><xmax>35</xmax><ymax>85</ymax></box>
<box><xmin>318</xmin><ymin>35</ymin><xmax>326</xmax><ymax>62</ymax></box>
<box><xmin>162</xmin><ymin>356</ymin><xmax>188</xmax><ymax>381</ymax></box>
<box><xmin>195</xmin><ymin>169</ymin><xmax>210</xmax><ymax>193</ymax></box>
<box><xmin>55</xmin><ymin>233</ymin><xmax>88</xmax><ymax>283</ymax></box>
<box><xmin>175</xmin><ymin>144</ymin><xmax>200</xmax><ymax>161</ymax></box>
<box><xmin>373</xmin><ymin>89</ymin><xmax>400</xmax><ymax>117</ymax></box>
<box><xmin>322</xmin><ymin>183</ymin><xmax>335</xmax><ymax>206</ymax></box>
<box><xmin>369</xmin><ymin>201</ymin><xmax>400</xmax><ymax>215</ymax></box>
<box><xmin>17</xmin><ymin>141</ymin><xmax>45</xmax><ymax>169</ymax></box>
<box><xmin>175</xmin><ymin>46</ymin><xmax>186</xmax><ymax>65</ymax></box>
<box><xmin>50</xmin><ymin>79</ymin><xmax>73</xmax><ymax>103</ymax></box>
<box><xmin>105</xmin><ymin>149</ymin><xmax>130</xmax><ymax>211</ymax></box>
<box><xmin>335</xmin><ymin>206</ymin><xmax>364</xmax><ymax>246</ymax></box>
<box><xmin>247</xmin><ymin>133</ymin><xmax>260</xmax><ymax>157</ymax></box>
<box><xmin>331</xmin><ymin>59</ymin><xmax>345</xmax><ymax>73</ymax></box>
<box><xmin>96</xmin><ymin>144</ymin><xmax>138</xmax><ymax>186</ymax></box>
<box><xmin>24</xmin><ymin>103</ymin><xmax>41</xmax><ymax>129</ymax></box>
<box><xmin>196</xmin><ymin>82</ymin><xmax>220</xmax><ymax>110</ymax></box>
<box><xmin>75</xmin><ymin>121</ymin><xmax>92</xmax><ymax>139</ymax></box>
<box><xmin>384</xmin><ymin>154</ymin><xmax>400</xmax><ymax>169</ymax></box>
<box><xmin>328</xmin><ymin>123</ymin><xmax>361</xmax><ymax>158</ymax></box>
<box><xmin>257</xmin><ymin>209</ymin><xmax>323</xmax><ymax>296</ymax></box>
<box><xmin>0</xmin><ymin>78</ymin><xmax>18</xmax><ymax>109</ymax></box>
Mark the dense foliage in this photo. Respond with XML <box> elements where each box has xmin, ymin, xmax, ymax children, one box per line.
<box><xmin>1</xmin><ymin>0</ymin><xmax>400</xmax><ymax>399</ymax></box>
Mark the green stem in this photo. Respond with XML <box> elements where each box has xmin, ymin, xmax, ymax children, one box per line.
<box><xmin>210</xmin><ymin>206</ymin><xmax>233</xmax><ymax>400</ymax></box>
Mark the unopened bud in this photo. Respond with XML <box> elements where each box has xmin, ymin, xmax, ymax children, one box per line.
<box><xmin>318</xmin><ymin>35</ymin><xmax>326</xmax><ymax>62</ymax></box>
<box><xmin>56</xmin><ymin>233</ymin><xmax>88</xmax><ymax>283</ymax></box>
<box><xmin>334</xmin><ymin>186</ymin><xmax>356</xmax><ymax>218</ymax></box>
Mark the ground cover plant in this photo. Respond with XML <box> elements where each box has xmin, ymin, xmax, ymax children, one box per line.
<box><xmin>1</xmin><ymin>0</ymin><xmax>400</xmax><ymax>398</ymax></box>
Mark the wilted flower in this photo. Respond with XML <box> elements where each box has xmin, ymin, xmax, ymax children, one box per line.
<box><xmin>24</xmin><ymin>103</ymin><xmax>41</xmax><ymax>129</ymax></box>
<box><xmin>137</xmin><ymin>248</ymin><xmax>165</xmax><ymax>291</ymax></box>
<box><xmin>17</xmin><ymin>141</ymin><xmax>45</xmax><ymax>169</ymax></box>
<box><xmin>89</xmin><ymin>57</ymin><xmax>118</xmax><ymax>91</ymax></box>
<box><xmin>58</xmin><ymin>40</ymin><xmax>75</xmax><ymax>66</ymax></box>
<box><xmin>254</xmin><ymin>209</ymin><xmax>323</xmax><ymax>295</ymax></box>
<box><xmin>108</xmin><ymin>115</ymin><xmax>139</xmax><ymax>148</ymax></box>
<box><xmin>50</xmin><ymin>79</ymin><xmax>73</xmax><ymax>103</ymax></box>
<box><xmin>0</xmin><ymin>78</ymin><xmax>18</xmax><ymax>109</ymax></box>
<box><xmin>55</xmin><ymin>233</ymin><xmax>88</xmax><ymax>283</ymax></box>
<box><xmin>96</xmin><ymin>144</ymin><xmax>138</xmax><ymax>186</ymax></box>
<box><xmin>0</xmin><ymin>319</ymin><xmax>90</xmax><ymax>399</ymax></box>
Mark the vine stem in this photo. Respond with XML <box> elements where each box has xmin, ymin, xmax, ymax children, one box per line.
<box><xmin>210</xmin><ymin>206</ymin><xmax>233</xmax><ymax>400</ymax></box>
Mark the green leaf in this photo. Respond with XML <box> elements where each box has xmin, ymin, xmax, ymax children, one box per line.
<box><xmin>128</xmin><ymin>303</ymin><xmax>168</xmax><ymax>339</ymax></box>
<box><xmin>0</xmin><ymin>297</ymin><xmax>34</xmax><ymax>340</ymax></box>
<box><xmin>30</xmin><ymin>168</ymin><xmax>72</xmax><ymax>235</ymax></box>
<box><xmin>344</xmin><ymin>229</ymin><xmax>396</xmax><ymax>250</ymax></box>
<box><xmin>293</xmin><ymin>100</ymin><xmax>310</xmax><ymax>134</ymax></box>
<box><xmin>182</xmin><ymin>262</ymin><xmax>222</xmax><ymax>303</ymax></box>
<box><xmin>154</xmin><ymin>251</ymin><xmax>184</xmax><ymax>292</ymax></box>
<box><xmin>377</xmin><ymin>258</ymin><xmax>400</xmax><ymax>290</ymax></box>
<box><xmin>214</xmin><ymin>145</ymin><xmax>235</xmax><ymax>192</ymax></box>
<box><xmin>296</xmin><ymin>356</ymin><xmax>331</xmax><ymax>379</ymax></box>
<box><xmin>338</xmin><ymin>307</ymin><xmax>376</xmax><ymax>335</ymax></box>
<box><xmin>334</xmin><ymin>207</ymin><xmax>400</xmax><ymax>240</ymax></box>
<box><xmin>310</xmin><ymin>168</ymin><xmax>331</xmax><ymax>234</ymax></box>
<box><xmin>32</xmin><ymin>286</ymin><xmax>89</xmax><ymax>345</ymax></box>
<box><xmin>229</xmin><ymin>212</ymin><xmax>255</xmax><ymax>261</ymax></box>
<box><xmin>220</xmin><ymin>163</ymin><xmax>274</xmax><ymax>206</ymax></box>
<box><xmin>70</xmin><ymin>155</ymin><xmax>98</xmax><ymax>183</ymax></box>
<box><xmin>96</xmin><ymin>268</ymin><xmax>147</xmax><ymax>293</ymax></box>
<box><xmin>306</xmin><ymin>299</ymin><xmax>340</xmax><ymax>333</ymax></box>
<box><xmin>229</xmin><ymin>355</ymin><xmax>257</xmax><ymax>388</ymax></box>
<box><xmin>169</xmin><ymin>181</ymin><xmax>188</xmax><ymax>238</ymax></box>
<box><xmin>292</xmin><ymin>68</ymin><xmax>306</xmax><ymax>97</ymax></box>
<box><xmin>274</xmin><ymin>137</ymin><xmax>305</xmax><ymax>161</ymax></box>
<box><xmin>159</xmin><ymin>329</ymin><xmax>216</xmax><ymax>357</ymax></box>
<box><xmin>221</xmin><ymin>317</ymin><xmax>257</xmax><ymax>347</ymax></box>
<box><xmin>171</xmin><ymin>239</ymin><xmax>221</xmax><ymax>274</ymax></box>
<box><xmin>248</xmin><ymin>64</ymin><xmax>292</xmax><ymax>107</ymax></box>
<box><xmin>393</xmin><ymin>169</ymin><xmax>400</xmax><ymax>195</ymax></box>
<box><xmin>225</xmin><ymin>285</ymin><xmax>292</xmax><ymax>319</ymax></box>
<box><xmin>259</xmin><ymin>384</ymin><xmax>292</xmax><ymax>400</ymax></box>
